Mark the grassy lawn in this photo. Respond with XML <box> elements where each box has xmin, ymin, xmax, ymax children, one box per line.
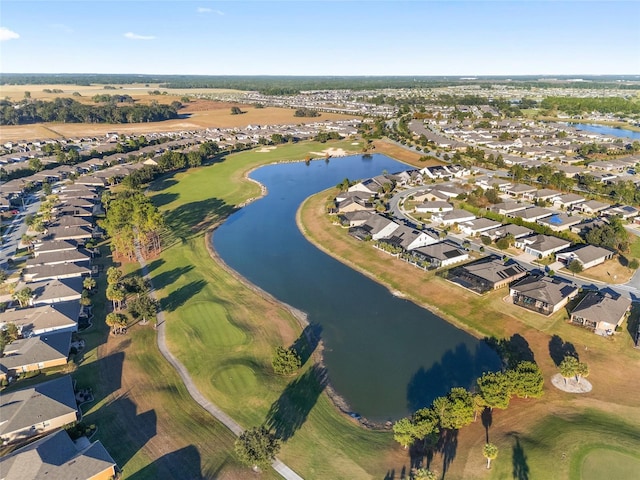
<box><xmin>143</xmin><ymin>140</ymin><xmax>410</xmax><ymax>478</ymax></box>
<box><xmin>629</xmin><ymin>234</ymin><xmax>640</xmax><ymax>259</ymax></box>
<box><xmin>298</xmin><ymin>187</ymin><xmax>640</xmax><ymax>479</ymax></box>
<box><xmin>578</xmin><ymin>447</ymin><xmax>640</xmax><ymax>480</ymax></box>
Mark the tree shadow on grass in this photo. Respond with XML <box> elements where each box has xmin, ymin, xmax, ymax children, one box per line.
<box><xmin>484</xmin><ymin>333</ymin><xmax>535</xmax><ymax>369</ymax></box>
<box><xmin>263</xmin><ymin>364</ymin><xmax>327</xmax><ymax>441</ymax></box>
<box><xmin>150</xmin><ymin>192</ymin><xmax>179</xmax><ymax>209</ymax></box>
<box><xmin>128</xmin><ymin>444</ymin><xmax>204</xmax><ymax>480</ymax></box>
<box><xmin>437</xmin><ymin>428</ymin><xmax>458</xmax><ymax>479</ymax></box>
<box><xmin>406</xmin><ymin>342</ymin><xmax>502</xmax><ymax>412</ymax></box>
<box><xmin>163</xmin><ymin>197</ymin><xmax>236</xmax><ymax>246</ymax></box>
<box><xmin>160</xmin><ymin>279</ymin><xmax>207</xmax><ymax>313</ymax></box>
<box><xmin>481</xmin><ymin>408</ymin><xmax>492</xmax><ymax>443</ymax></box>
<box><xmin>147</xmin><ymin>176</ymin><xmax>178</xmax><ymax>193</ymax></box>
<box><xmin>151</xmin><ymin>265</ymin><xmax>194</xmax><ymax>291</ymax></box>
<box><xmin>548</xmin><ymin>334</ymin><xmax>578</xmax><ymax>366</ymax></box>
<box><xmin>626</xmin><ymin>303</ymin><xmax>640</xmax><ymax>346</ymax></box>
<box><xmin>290</xmin><ymin>323</ymin><xmax>322</xmax><ymax>365</ymax></box>
<box><xmin>512</xmin><ymin>437</ymin><xmax>530</xmax><ymax>480</ymax></box>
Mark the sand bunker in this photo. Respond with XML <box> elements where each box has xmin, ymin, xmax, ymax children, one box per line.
<box><xmin>255</xmin><ymin>146</ymin><xmax>277</xmax><ymax>153</ymax></box>
<box><xmin>309</xmin><ymin>147</ymin><xmax>348</xmax><ymax>157</ymax></box>
<box><xmin>551</xmin><ymin>373</ymin><xmax>592</xmax><ymax>393</ymax></box>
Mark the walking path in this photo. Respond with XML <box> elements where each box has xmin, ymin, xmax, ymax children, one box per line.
<box><xmin>135</xmin><ymin>248</ymin><xmax>304</xmax><ymax>480</ymax></box>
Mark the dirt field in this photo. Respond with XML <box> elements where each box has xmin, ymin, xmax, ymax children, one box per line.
<box><xmin>372</xmin><ymin>139</ymin><xmax>443</xmax><ymax>167</ymax></box>
<box><xmin>0</xmin><ymin>101</ymin><xmax>359</xmax><ymax>142</ymax></box>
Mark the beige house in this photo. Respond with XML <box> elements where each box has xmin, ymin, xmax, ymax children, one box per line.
<box><xmin>570</xmin><ymin>291</ymin><xmax>632</xmax><ymax>334</ymax></box>
<box><xmin>0</xmin><ymin>375</ymin><xmax>78</xmax><ymax>444</ymax></box>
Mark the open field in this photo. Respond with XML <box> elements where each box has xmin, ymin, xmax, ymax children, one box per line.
<box><xmin>298</xmin><ymin>186</ymin><xmax>640</xmax><ymax>479</ymax></box>
<box><xmin>0</xmin><ymin>83</ymin><xmax>242</xmax><ymax>103</ymax></box>
<box><xmin>371</xmin><ymin>139</ymin><xmax>443</xmax><ymax>167</ymax></box>
<box><xmin>0</xmin><ymin>82</ymin><xmax>360</xmax><ymax>143</ymax></box>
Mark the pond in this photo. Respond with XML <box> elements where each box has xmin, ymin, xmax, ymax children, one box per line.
<box><xmin>213</xmin><ymin>154</ymin><xmax>500</xmax><ymax>422</ymax></box>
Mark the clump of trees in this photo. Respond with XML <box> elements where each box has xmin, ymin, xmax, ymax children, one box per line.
<box><xmin>0</xmin><ymin>97</ymin><xmax>179</xmax><ymax>125</ymax></box>
<box><xmin>230</xmin><ymin>106</ymin><xmax>245</xmax><ymax>115</ymax></box>
<box><xmin>558</xmin><ymin>355</ymin><xmax>590</xmax><ymax>384</ymax></box>
<box><xmin>585</xmin><ymin>216</ymin><xmax>630</xmax><ymax>253</ymax></box>
<box><xmin>271</xmin><ymin>346</ymin><xmax>302</xmax><ymax>375</ymax></box>
<box><xmin>294</xmin><ymin>107</ymin><xmax>319</xmax><ymax>117</ymax></box>
<box><xmin>234</xmin><ymin>426</ymin><xmax>281</xmax><ymax>469</ymax></box>
<box><xmin>100</xmin><ymin>191</ymin><xmax>164</xmax><ymax>260</ymax></box>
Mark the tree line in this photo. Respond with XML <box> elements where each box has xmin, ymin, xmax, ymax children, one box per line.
<box><xmin>0</xmin><ymin>97</ymin><xmax>180</xmax><ymax>125</ymax></box>
<box><xmin>540</xmin><ymin>96</ymin><xmax>640</xmax><ymax>115</ymax></box>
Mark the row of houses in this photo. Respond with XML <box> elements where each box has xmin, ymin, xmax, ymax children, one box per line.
<box><xmin>0</xmin><ymin>179</ymin><xmax>118</xmax><ymax>478</ymax></box>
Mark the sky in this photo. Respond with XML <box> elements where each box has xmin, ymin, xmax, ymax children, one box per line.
<box><xmin>0</xmin><ymin>1</ymin><xmax>639</xmax><ymax>76</ymax></box>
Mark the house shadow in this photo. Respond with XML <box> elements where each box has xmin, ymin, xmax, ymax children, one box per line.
<box><xmin>263</xmin><ymin>364</ymin><xmax>327</xmax><ymax>441</ymax></box>
<box><xmin>127</xmin><ymin>444</ymin><xmax>205</xmax><ymax>480</ymax></box>
<box><xmin>548</xmin><ymin>334</ymin><xmax>578</xmax><ymax>366</ymax></box>
<box><xmin>626</xmin><ymin>303</ymin><xmax>640</xmax><ymax>346</ymax></box>
<box><xmin>89</xmin><ymin>394</ymin><xmax>157</xmax><ymax>469</ymax></box>
<box><xmin>160</xmin><ymin>280</ymin><xmax>207</xmax><ymax>313</ymax></box>
<box><xmin>512</xmin><ymin>436</ymin><xmax>530</xmax><ymax>480</ymax></box>
<box><xmin>163</xmin><ymin>197</ymin><xmax>236</xmax><ymax>245</ymax></box>
<box><xmin>484</xmin><ymin>334</ymin><xmax>535</xmax><ymax>369</ymax></box>
<box><xmin>290</xmin><ymin>323</ymin><xmax>322</xmax><ymax>365</ymax></box>
<box><xmin>82</xmin><ymin>349</ymin><xmax>125</xmax><ymax>406</ymax></box>
<box><xmin>406</xmin><ymin>342</ymin><xmax>502</xmax><ymax>412</ymax></box>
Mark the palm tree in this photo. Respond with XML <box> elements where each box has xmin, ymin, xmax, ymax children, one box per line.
<box><xmin>83</xmin><ymin>277</ymin><xmax>96</xmax><ymax>292</ymax></box>
<box><xmin>559</xmin><ymin>355</ymin><xmax>579</xmax><ymax>384</ymax></box>
<box><xmin>105</xmin><ymin>312</ymin><xmax>127</xmax><ymax>335</ymax></box>
<box><xmin>411</xmin><ymin>467</ymin><xmax>437</xmax><ymax>480</ymax></box>
<box><xmin>12</xmin><ymin>287</ymin><xmax>33</xmax><ymax>308</ymax></box>
<box><xmin>483</xmin><ymin>443</ymin><xmax>498</xmax><ymax>469</ymax></box>
<box><xmin>576</xmin><ymin>362</ymin><xmax>590</xmax><ymax>384</ymax></box>
<box><xmin>106</xmin><ymin>284</ymin><xmax>125</xmax><ymax>311</ymax></box>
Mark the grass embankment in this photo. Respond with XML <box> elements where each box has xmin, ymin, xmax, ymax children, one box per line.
<box><xmin>298</xmin><ymin>187</ymin><xmax>640</xmax><ymax>479</ymax></box>
<box><xmin>144</xmin><ymin>140</ymin><xmax>406</xmax><ymax>478</ymax></box>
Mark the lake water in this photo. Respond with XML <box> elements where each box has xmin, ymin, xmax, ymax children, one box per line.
<box><xmin>213</xmin><ymin>154</ymin><xmax>500</xmax><ymax>421</ymax></box>
<box><xmin>571</xmin><ymin>123</ymin><xmax>640</xmax><ymax>140</ymax></box>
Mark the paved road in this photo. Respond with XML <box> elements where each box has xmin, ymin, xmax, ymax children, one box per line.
<box><xmin>135</xmin><ymin>248</ymin><xmax>304</xmax><ymax>480</ymax></box>
<box><xmin>1</xmin><ymin>194</ymin><xmax>40</xmax><ymax>268</ymax></box>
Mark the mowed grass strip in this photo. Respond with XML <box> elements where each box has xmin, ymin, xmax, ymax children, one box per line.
<box><xmin>147</xmin><ymin>141</ymin><xmax>410</xmax><ymax>478</ymax></box>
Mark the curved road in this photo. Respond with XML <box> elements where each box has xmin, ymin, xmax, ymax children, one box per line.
<box><xmin>135</xmin><ymin>248</ymin><xmax>304</xmax><ymax>480</ymax></box>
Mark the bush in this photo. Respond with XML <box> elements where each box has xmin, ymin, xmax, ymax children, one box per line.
<box><xmin>496</xmin><ymin>238</ymin><xmax>510</xmax><ymax>250</ymax></box>
<box><xmin>481</xmin><ymin>235</ymin><xmax>492</xmax><ymax>246</ymax></box>
<box><xmin>271</xmin><ymin>346</ymin><xmax>302</xmax><ymax>375</ymax></box>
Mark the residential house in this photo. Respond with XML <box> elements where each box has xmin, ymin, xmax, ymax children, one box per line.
<box><xmin>378</xmin><ymin>224</ymin><xmax>439</xmax><ymax>251</ymax></box>
<box><xmin>570</xmin><ymin>217</ymin><xmax>609</xmax><ymax>236</ymax></box>
<box><xmin>513</xmin><ymin>207</ymin><xmax>554</xmax><ymax>222</ymax></box>
<box><xmin>449</xmin><ymin>256</ymin><xmax>528</xmax><ymax>293</ymax></box>
<box><xmin>338</xmin><ymin>210</ymin><xmax>373</xmax><ymax>227</ymax></box>
<box><xmin>484</xmin><ymin>223</ymin><xmax>533</xmax><ymax>241</ymax></box>
<box><xmin>33</xmin><ymin>240</ymin><xmax>78</xmax><ymax>257</ymax></box>
<box><xmin>576</xmin><ymin>199</ymin><xmax>610</xmax><ymax>215</ymax></box>
<box><xmin>23</xmin><ymin>262</ymin><xmax>92</xmax><ymax>282</ymax></box>
<box><xmin>415</xmin><ymin>201</ymin><xmax>453</xmax><ymax>213</ymax></box>
<box><xmin>336</xmin><ymin>196</ymin><xmax>374</xmax><ymax>213</ymax></box>
<box><xmin>510</xmin><ymin>275</ymin><xmax>579</xmax><ymax>315</ymax></box>
<box><xmin>0</xmin><ymin>331</ymin><xmax>71</xmax><ymax>380</ymax></box>
<box><xmin>553</xmin><ymin>193</ymin><xmax>585</xmax><ymax>210</ymax></box>
<box><xmin>537</xmin><ymin>213</ymin><xmax>585</xmax><ymax>232</ymax></box>
<box><xmin>489</xmin><ymin>201</ymin><xmax>533</xmax><ymax>216</ymax></box>
<box><xmin>409</xmin><ymin>241</ymin><xmax>469</xmax><ymax>268</ymax></box>
<box><xmin>0</xmin><ymin>375</ymin><xmax>78</xmax><ymax>444</ymax></box>
<box><xmin>29</xmin><ymin>278</ymin><xmax>84</xmax><ymax>306</ymax></box>
<box><xmin>603</xmin><ymin>205</ymin><xmax>640</xmax><ymax>219</ymax></box>
<box><xmin>556</xmin><ymin>245</ymin><xmax>614</xmax><ymax>270</ymax></box>
<box><xmin>0</xmin><ymin>301</ymin><xmax>80</xmax><ymax>336</ymax></box>
<box><xmin>570</xmin><ymin>291</ymin><xmax>631</xmax><ymax>333</ymax></box>
<box><xmin>459</xmin><ymin>218</ymin><xmax>502</xmax><ymax>236</ymax></box>
<box><xmin>515</xmin><ymin>235</ymin><xmax>571</xmax><ymax>258</ymax></box>
<box><xmin>524</xmin><ymin>188</ymin><xmax>562</xmax><ymax>203</ymax></box>
<box><xmin>26</xmin><ymin>249</ymin><xmax>92</xmax><ymax>267</ymax></box>
<box><xmin>349</xmin><ymin>213</ymin><xmax>399</xmax><ymax>241</ymax></box>
<box><xmin>505</xmin><ymin>183</ymin><xmax>537</xmax><ymax>197</ymax></box>
<box><xmin>432</xmin><ymin>209</ymin><xmax>476</xmax><ymax>226</ymax></box>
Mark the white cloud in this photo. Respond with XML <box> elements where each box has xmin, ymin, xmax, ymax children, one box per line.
<box><xmin>197</xmin><ymin>7</ymin><xmax>224</xmax><ymax>15</ymax></box>
<box><xmin>124</xmin><ymin>32</ymin><xmax>156</xmax><ymax>41</ymax></box>
<box><xmin>0</xmin><ymin>27</ymin><xmax>20</xmax><ymax>42</ymax></box>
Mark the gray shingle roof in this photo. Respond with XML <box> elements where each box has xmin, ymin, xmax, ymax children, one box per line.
<box><xmin>511</xmin><ymin>275</ymin><xmax>578</xmax><ymax>307</ymax></box>
<box><xmin>0</xmin><ymin>331</ymin><xmax>71</xmax><ymax>373</ymax></box>
<box><xmin>0</xmin><ymin>430</ymin><xmax>117</xmax><ymax>480</ymax></box>
<box><xmin>571</xmin><ymin>292</ymin><xmax>631</xmax><ymax>327</ymax></box>
<box><xmin>0</xmin><ymin>375</ymin><xmax>78</xmax><ymax>438</ymax></box>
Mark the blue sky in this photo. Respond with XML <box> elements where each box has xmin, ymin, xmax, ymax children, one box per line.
<box><xmin>1</xmin><ymin>1</ymin><xmax>638</xmax><ymax>75</ymax></box>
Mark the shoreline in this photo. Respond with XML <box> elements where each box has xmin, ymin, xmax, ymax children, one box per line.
<box><xmin>204</xmin><ymin>156</ymin><xmax>391</xmax><ymax>430</ymax></box>
<box><xmin>295</xmin><ymin>189</ymin><xmax>488</xmax><ymax>342</ymax></box>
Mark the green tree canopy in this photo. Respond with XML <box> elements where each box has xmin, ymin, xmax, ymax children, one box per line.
<box><xmin>271</xmin><ymin>346</ymin><xmax>302</xmax><ymax>375</ymax></box>
<box><xmin>483</xmin><ymin>443</ymin><xmax>499</xmax><ymax>469</ymax></box>
<box><xmin>477</xmin><ymin>371</ymin><xmax>512</xmax><ymax>410</ymax></box>
<box><xmin>510</xmin><ymin>361</ymin><xmax>544</xmax><ymax>399</ymax></box>
<box><xmin>234</xmin><ymin>426</ymin><xmax>280</xmax><ymax>469</ymax></box>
